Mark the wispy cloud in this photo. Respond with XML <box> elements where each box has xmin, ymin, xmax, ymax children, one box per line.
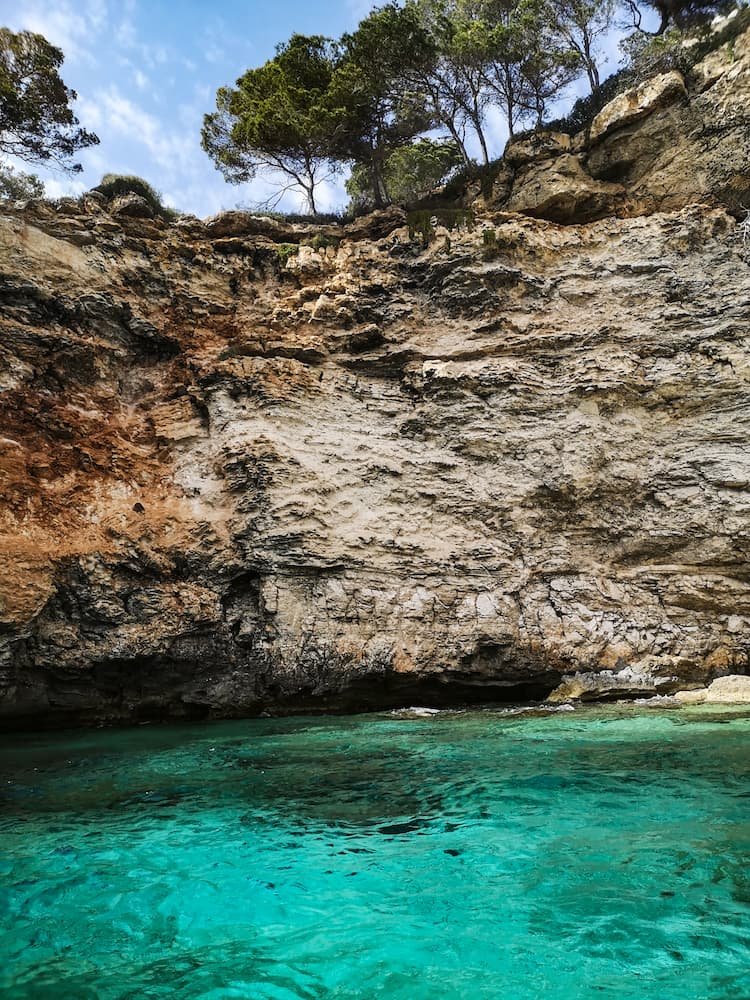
<box><xmin>2</xmin><ymin>0</ymin><xmax>361</xmax><ymax>216</ymax></box>
<box><xmin>77</xmin><ymin>87</ymin><xmax>193</xmax><ymax>172</ymax></box>
<box><xmin>5</xmin><ymin>0</ymin><xmax>107</xmax><ymax>64</ymax></box>
<box><xmin>44</xmin><ymin>176</ymin><xmax>87</xmax><ymax>199</ymax></box>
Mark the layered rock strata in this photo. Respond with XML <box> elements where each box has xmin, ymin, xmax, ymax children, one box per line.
<box><xmin>1</xmin><ymin>27</ymin><xmax>749</xmax><ymax>725</ymax></box>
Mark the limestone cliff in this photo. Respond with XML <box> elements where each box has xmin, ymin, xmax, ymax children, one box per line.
<box><xmin>1</xmin><ymin>27</ymin><xmax>750</xmax><ymax>726</ymax></box>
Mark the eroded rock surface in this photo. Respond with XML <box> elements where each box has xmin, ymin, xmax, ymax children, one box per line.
<box><xmin>675</xmin><ymin>674</ymin><xmax>750</xmax><ymax>704</ymax></box>
<box><xmin>1</xmin><ymin>28</ymin><xmax>750</xmax><ymax>726</ymax></box>
<box><xmin>1</xmin><ymin>192</ymin><xmax>749</xmax><ymax>726</ymax></box>
<box><xmin>490</xmin><ymin>23</ymin><xmax>750</xmax><ymax>220</ymax></box>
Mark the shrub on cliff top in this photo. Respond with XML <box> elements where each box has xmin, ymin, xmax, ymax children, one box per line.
<box><xmin>93</xmin><ymin>173</ymin><xmax>176</xmax><ymax>218</ymax></box>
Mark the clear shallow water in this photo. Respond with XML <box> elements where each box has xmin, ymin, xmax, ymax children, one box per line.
<box><xmin>1</xmin><ymin>705</ymin><xmax>749</xmax><ymax>1000</ymax></box>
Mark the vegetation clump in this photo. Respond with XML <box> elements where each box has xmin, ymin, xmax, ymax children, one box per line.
<box><xmin>407</xmin><ymin>207</ymin><xmax>474</xmax><ymax>241</ymax></box>
<box><xmin>0</xmin><ymin>163</ymin><xmax>44</xmax><ymax>200</ymax></box>
<box><xmin>275</xmin><ymin>243</ymin><xmax>300</xmax><ymax>266</ymax></box>
<box><xmin>305</xmin><ymin>233</ymin><xmax>341</xmax><ymax>251</ymax></box>
<box><xmin>347</xmin><ymin>139</ymin><xmax>463</xmax><ymax>211</ymax></box>
<box><xmin>93</xmin><ymin>174</ymin><xmax>178</xmax><ymax>219</ymax></box>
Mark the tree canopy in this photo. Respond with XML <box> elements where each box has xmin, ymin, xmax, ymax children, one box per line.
<box><xmin>202</xmin><ymin>0</ymin><xmax>735</xmax><ymax>214</ymax></box>
<box><xmin>0</xmin><ymin>162</ymin><xmax>43</xmax><ymax>200</ymax></box>
<box><xmin>0</xmin><ymin>28</ymin><xmax>98</xmax><ymax>171</ymax></box>
<box><xmin>346</xmin><ymin>137</ymin><xmax>463</xmax><ymax>209</ymax></box>
<box><xmin>332</xmin><ymin>4</ymin><xmax>437</xmax><ymax>206</ymax></box>
<box><xmin>202</xmin><ymin>34</ymin><xmax>341</xmax><ymax>214</ymax></box>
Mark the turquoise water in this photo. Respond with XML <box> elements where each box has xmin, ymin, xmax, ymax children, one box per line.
<box><xmin>1</xmin><ymin>705</ymin><xmax>749</xmax><ymax>999</ymax></box>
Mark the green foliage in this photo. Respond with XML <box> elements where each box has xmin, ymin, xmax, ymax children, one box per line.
<box><xmin>407</xmin><ymin>206</ymin><xmax>474</xmax><ymax>241</ymax></box>
<box><xmin>333</xmin><ymin>4</ymin><xmax>438</xmax><ymax>206</ymax></box>
<box><xmin>547</xmin><ymin>4</ymin><xmax>750</xmax><ymax>135</ymax></box>
<box><xmin>482</xmin><ymin>226</ymin><xmax>499</xmax><ymax>257</ymax></box>
<box><xmin>201</xmin><ymin>0</ymin><xmax>746</xmax><ymax>218</ymax></box>
<box><xmin>622</xmin><ymin>4</ymin><xmax>745</xmax><ymax>76</ymax></box>
<box><xmin>542</xmin><ymin>64</ymin><xmax>626</xmax><ymax>133</ymax></box>
<box><xmin>93</xmin><ymin>173</ymin><xmax>175</xmax><ymax>218</ymax></box>
<box><xmin>406</xmin><ymin>0</ymin><xmax>494</xmax><ymax>163</ymax></box>
<box><xmin>637</xmin><ymin>0</ymin><xmax>735</xmax><ymax>34</ymax></box>
<box><xmin>239</xmin><ymin>208</ymin><xmax>355</xmax><ymax>224</ymax></box>
<box><xmin>0</xmin><ymin>162</ymin><xmax>44</xmax><ymax>200</ymax></box>
<box><xmin>275</xmin><ymin>243</ymin><xmax>300</xmax><ymax>265</ymax></box>
<box><xmin>439</xmin><ymin>158</ymin><xmax>506</xmax><ymax>202</ymax></box>
<box><xmin>346</xmin><ymin>138</ymin><xmax>462</xmax><ymax>209</ymax></box>
<box><xmin>0</xmin><ymin>27</ymin><xmax>98</xmax><ymax>171</ymax></box>
<box><xmin>202</xmin><ymin>34</ymin><xmax>341</xmax><ymax>214</ymax></box>
<box><xmin>540</xmin><ymin>0</ymin><xmax>616</xmax><ymax>95</ymax></box>
<box><xmin>305</xmin><ymin>233</ymin><xmax>341</xmax><ymax>251</ymax></box>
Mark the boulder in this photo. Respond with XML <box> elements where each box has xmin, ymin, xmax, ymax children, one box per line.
<box><xmin>205</xmin><ymin>209</ymin><xmax>343</xmax><ymax>245</ymax></box>
<box><xmin>547</xmin><ymin>669</ymin><xmax>664</xmax><ymax>703</ymax></box>
<box><xmin>343</xmin><ymin>206</ymin><xmax>407</xmax><ymax>242</ymax></box>
<box><xmin>205</xmin><ymin>210</ymin><xmax>284</xmax><ymax>239</ymax></box>
<box><xmin>504</xmin><ymin>131</ymin><xmax>571</xmax><ymax>168</ymax></box>
<box><xmin>586</xmin><ymin>117</ymin><xmax>680</xmax><ymax>186</ymax></box>
<box><xmin>506</xmin><ymin>153</ymin><xmax>624</xmax><ymax>223</ymax></box>
<box><xmin>109</xmin><ymin>193</ymin><xmax>155</xmax><ymax>219</ymax></box>
<box><xmin>589</xmin><ymin>71</ymin><xmax>687</xmax><ymax>145</ymax></box>
<box><xmin>675</xmin><ymin>674</ymin><xmax>750</xmax><ymax>704</ymax></box>
<box><xmin>705</xmin><ymin>674</ymin><xmax>750</xmax><ymax>702</ymax></box>
<box><xmin>55</xmin><ymin>197</ymin><xmax>84</xmax><ymax>216</ymax></box>
<box><xmin>674</xmin><ymin>688</ymin><xmax>708</xmax><ymax>704</ymax></box>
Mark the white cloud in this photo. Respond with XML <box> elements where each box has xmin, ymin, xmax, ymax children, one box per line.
<box><xmin>5</xmin><ymin>0</ymin><xmax>108</xmax><ymax>64</ymax></box>
<box><xmin>80</xmin><ymin>87</ymin><xmax>193</xmax><ymax>173</ymax></box>
<box><xmin>44</xmin><ymin>176</ymin><xmax>86</xmax><ymax>199</ymax></box>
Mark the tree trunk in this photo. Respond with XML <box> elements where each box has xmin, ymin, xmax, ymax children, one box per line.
<box><xmin>302</xmin><ymin>177</ymin><xmax>317</xmax><ymax>215</ymax></box>
<box><xmin>370</xmin><ymin>158</ymin><xmax>385</xmax><ymax>209</ymax></box>
<box><xmin>445</xmin><ymin>119</ymin><xmax>471</xmax><ymax>167</ymax></box>
<box><xmin>583</xmin><ymin>34</ymin><xmax>600</xmax><ymax>96</ymax></box>
<box><xmin>471</xmin><ymin>93</ymin><xmax>490</xmax><ymax>166</ymax></box>
<box><xmin>475</xmin><ymin>122</ymin><xmax>490</xmax><ymax>165</ymax></box>
<box><xmin>302</xmin><ymin>157</ymin><xmax>318</xmax><ymax>215</ymax></box>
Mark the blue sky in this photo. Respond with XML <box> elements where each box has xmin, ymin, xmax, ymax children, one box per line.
<box><xmin>1</xmin><ymin>0</ymin><xmax>381</xmax><ymax>214</ymax></box>
<box><xmin>2</xmin><ymin>0</ymin><xmax>634</xmax><ymax>217</ymax></box>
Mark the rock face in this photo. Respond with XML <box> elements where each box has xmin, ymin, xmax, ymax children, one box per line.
<box><xmin>1</xmin><ymin>30</ymin><xmax>750</xmax><ymax>727</ymax></box>
<box><xmin>588</xmin><ymin>71</ymin><xmax>687</xmax><ymax>144</ymax></box>
<box><xmin>488</xmin><ymin>22</ymin><xmax>750</xmax><ymax>220</ymax></box>
<box><xmin>505</xmin><ymin>153</ymin><xmax>625</xmax><ymax>223</ymax></box>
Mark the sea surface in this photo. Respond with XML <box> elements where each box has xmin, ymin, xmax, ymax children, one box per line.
<box><xmin>1</xmin><ymin>704</ymin><xmax>749</xmax><ymax>999</ymax></box>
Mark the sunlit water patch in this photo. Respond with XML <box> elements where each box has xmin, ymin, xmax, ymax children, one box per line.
<box><xmin>1</xmin><ymin>705</ymin><xmax>749</xmax><ymax>998</ymax></box>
